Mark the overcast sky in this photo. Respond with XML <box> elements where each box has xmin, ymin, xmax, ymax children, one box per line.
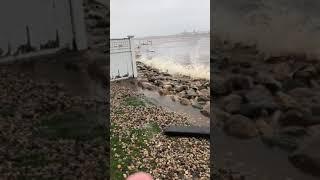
<box><xmin>110</xmin><ymin>0</ymin><xmax>210</xmax><ymax>38</ymax></box>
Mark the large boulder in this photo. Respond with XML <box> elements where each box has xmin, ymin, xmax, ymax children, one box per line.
<box><xmin>294</xmin><ymin>65</ymin><xmax>318</xmax><ymax>80</ymax></box>
<box><xmin>200</xmin><ymin>102</ymin><xmax>210</xmax><ymax>117</ymax></box>
<box><xmin>282</xmin><ymin>79</ymin><xmax>306</xmax><ymax>91</ymax></box>
<box><xmin>212</xmin><ymin>106</ymin><xmax>231</xmax><ymax>123</ymax></box>
<box><xmin>279</xmin><ymin>109</ymin><xmax>320</xmax><ymax>127</ymax></box>
<box><xmin>255</xmin><ymin>119</ymin><xmax>274</xmax><ymax>137</ymax></box>
<box><xmin>197</xmin><ymin>89</ymin><xmax>210</xmax><ymax>102</ymax></box>
<box><xmin>276</xmin><ymin>91</ymin><xmax>301</xmax><ymax>110</ymax></box>
<box><xmin>222</xmin><ymin>94</ymin><xmax>243</xmax><ymax>114</ymax></box>
<box><xmin>163</xmin><ymin>84</ymin><xmax>173</xmax><ymax>91</ymax></box>
<box><xmin>224</xmin><ymin>114</ymin><xmax>258</xmax><ymax>138</ymax></box>
<box><xmin>185</xmin><ymin>88</ymin><xmax>197</xmax><ymax>99</ymax></box>
<box><xmin>213</xmin><ymin>76</ymin><xmax>229</xmax><ymax>96</ymax></box>
<box><xmin>288</xmin><ymin>88</ymin><xmax>316</xmax><ymax>99</ymax></box>
<box><xmin>175</xmin><ymin>85</ymin><xmax>188</xmax><ymax>92</ymax></box>
<box><xmin>243</xmin><ymin>85</ymin><xmax>279</xmax><ymax>115</ymax></box>
<box><xmin>225</xmin><ymin>75</ymin><xmax>253</xmax><ymax>91</ymax></box>
<box><xmin>139</xmin><ymin>82</ymin><xmax>155</xmax><ymax>90</ymax></box>
<box><xmin>255</xmin><ymin>72</ymin><xmax>282</xmax><ymax>93</ymax></box>
<box><xmin>158</xmin><ymin>88</ymin><xmax>169</xmax><ymax>96</ymax></box>
<box><xmin>273</xmin><ymin>62</ymin><xmax>292</xmax><ymax>81</ymax></box>
<box><xmin>180</xmin><ymin>98</ymin><xmax>191</xmax><ymax>106</ymax></box>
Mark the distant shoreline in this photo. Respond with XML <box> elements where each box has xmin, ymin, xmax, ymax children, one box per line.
<box><xmin>134</xmin><ymin>31</ymin><xmax>210</xmax><ymax>40</ymax></box>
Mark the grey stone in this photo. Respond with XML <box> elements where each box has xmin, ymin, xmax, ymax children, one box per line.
<box><xmin>224</xmin><ymin>114</ymin><xmax>258</xmax><ymax>138</ymax></box>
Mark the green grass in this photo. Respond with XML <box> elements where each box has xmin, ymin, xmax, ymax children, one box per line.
<box><xmin>111</xmin><ymin>122</ymin><xmax>161</xmax><ymax>180</ymax></box>
<box><xmin>124</xmin><ymin>96</ymin><xmax>146</xmax><ymax>107</ymax></box>
<box><xmin>35</xmin><ymin>111</ymin><xmax>105</xmax><ymax>141</ymax></box>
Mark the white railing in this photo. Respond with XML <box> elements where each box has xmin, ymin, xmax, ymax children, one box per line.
<box><xmin>110</xmin><ymin>36</ymin><xmax>137</xmax><ymax>81</ymax></box>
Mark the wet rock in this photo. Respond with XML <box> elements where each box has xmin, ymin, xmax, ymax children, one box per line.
<box><xmin>191</xmin><ymin>100</ymin><xmax>203</xmax><ymax>109</ymax></box>
<box><xmin>212</xmin><ymin>107</ymin><xmax>231</xmax><ymax>123</ymax></box>
<box><xmin>279</xmin><ymin>109</ymin><xmax>316</xmax><ymax>127</ymax></box>
<box><xmin>170</xmin><ymin>95</ymin><xmax>179</xmax><ymax>102</ymax></box>
<box><xmin>224</xmin><ymin>114</ymin><xmax>258</xmax><ymax>138</ymax></box>
<box><xmin>200</xmin><ymin>102</ymin><xmax>210</xmax><ymax>117</ymax></box>
<box><xmin>225</xmin><ymin>103</ymin><xmax>242</xmax><ymax>114</ymax></box>
<box><xmin>244</xmin><ymin>85</ymin><xmax>278</xmax><ymax>113</ymax></box>
<box><xmin>175</xmin><ymin>85</ymin><xmax>188</xmax><ymax>92</ymax></box>
<box><xmin>282</xmin><ymin>79</ymin><xmax>306</xmax><ymax>91</ymax></box>
<box><xmin>309</xmin><ymin>125</ymin><xmax>320</xmax><ymax>136</ymax></box>
<box><xmin>158</xmin><ymin>88</ymin><xmax>169</xmax><ymax>96</ymax></box>
<box><xmin>162</xmin><ymin>72</ymin><xmax>171</xmax><ymax>77</ymax></box>
<box><xmin>262</xmin><ymin>133</ymin><xmax>300</xmax><ymax>151</ymax></box>
<box><xmin>198</xmin><ymin>82</ymin><xmax>210</xmax><ymax>90</ymax></box>
<box><xmin>310</xmin><ymin>80</ymin><xmax>320</xmax><ymax>88</ymax></box>
<box><xmin>288</xmin><ymin>88</ymin><xmax>316</xmax><ymax>98</ymax></box>
<box><xmin>294</xmin><ymin>65</ymin><xmax>317</xmax><ymax>80</ymax></box>
<box><xmin>276</xmin><ymin>91</ymin><xmax>300</xmax><ymax>110</ymax></box>
<box><xmin>289</xmin><ymin>134</ymin><xmax>320</xmax><ymax>176</ymax></box>
<box><xmin>213</xmin><ymin>76</ymin><xmax>229</xmax><ymax>96</ymax></box>
<box><xmin>198</xmin><ymin>89</ymin><xmax>210</xmax><ymax>101</ymax></box>
<box><xmin>222</xmin><ymin>94</ymin><xmax>242</xmax><ymax>114</ymax></box>
<box><xmin>226</xmin><ymin>75</ymin><xmax>253</xmax><ymax>91</ymax></box>
<box><xmin>239</xmin><ymin>68</ymin><xmax>257</xmax><ymax>76</ymax></box>
<box><xmin>238</xmin><ymin>103</ymin><xmax>261</xmax><ymax>118</ymax></box>
<box><xmin>280</xmin><ymin>126</ymin><xmax>308</xmax><ymax>137</ymax></box>
<box><xmin>255</xmin><ymin>119</ymin><xmax>274</xmax><ymax>137</ymax></box>
<box><xmin>222</xmin><ymin>94</ymin><xmax>243</xmax><ymax>106</ymax></box>
<box><xmin>180</xmin><ymin>98</ymin><xmax>191</xmax><ymax>106</ymax></box>
<box><xmin>185</xmin><ymin>89</ymin><xmax>197</xmax><ymax>99</ymax></box>
<box><xmin>273</xmin><ymin>62</ymin><xmax>291</xmax><ymax>81</ymax></box>
<box><xmin>255</xmin><ymin>72</ymin><xmax>282</xmax><ymax>93</ymax></box>
<box><xmin>163</xmin><ymin>84</ymin><xmax>173</xmax><ymax>91</ymax></box>
<box><xmin>177</xmin><ymin>91</ymin><xmax>188</xmax><ymax>99</ymax></box>
<box><xmin>140</xmin><ymin>82</ymin><xmax>155</xmax><ymax>90</ymax></box>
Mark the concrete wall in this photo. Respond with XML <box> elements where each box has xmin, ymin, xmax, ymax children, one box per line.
<box><xmin>0</xmin><ymin>0</ymin><xmax>87</xmax><ymax>61</ymax></box>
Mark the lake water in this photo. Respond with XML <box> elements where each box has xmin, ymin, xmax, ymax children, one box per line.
<box><xmin>135</xmin><ymin>33</ymin><xmax>210</xmax><ymax>80</ymax></box>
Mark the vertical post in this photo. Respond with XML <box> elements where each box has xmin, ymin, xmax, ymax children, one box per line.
<box><xmin>68</xmin><ymin>0</ymin><xmax>77</xmax><ymax>51</ymax></box>
<box><xmin>69</xmin><ymin>0</ymin><xmax>88</xmax><ymax>50</ymax></box>
<box><xmin>128</xmin><ymin>35</ymin><xmax>137</xmax><ymax>78</ymax></box>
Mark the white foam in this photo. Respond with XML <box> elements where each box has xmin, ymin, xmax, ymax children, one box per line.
<box><xmin>137</xmin><ymin>56</ymin><xmax>210</xmax><ymax>80</ymax></box>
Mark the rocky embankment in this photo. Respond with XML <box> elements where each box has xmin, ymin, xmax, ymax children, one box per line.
<box><xmin>213</xmin><ymin>41</ymin><xmax>320</xmax><ymax>177</ymax></box>
<box><xmin>136</xmin><ymin>61</ymin><xmax>210</xmax><ymax>117</ymax></box>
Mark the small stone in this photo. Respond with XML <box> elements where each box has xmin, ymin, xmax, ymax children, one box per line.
<box><xmin>180</xmin><ymin>98</ymin><xmax>191</xmax><ymax>106</ymax></box>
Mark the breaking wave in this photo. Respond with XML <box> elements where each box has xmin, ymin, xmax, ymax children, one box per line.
<box><xmin>137</xmin><ymin>56</ymin><xmax>210</xmax><ymax>80</ymax></box>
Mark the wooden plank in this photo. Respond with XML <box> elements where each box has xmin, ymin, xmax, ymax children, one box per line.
<box><xmin>164</xmin><ymin>126</ymin><xmax>210</xmax><ymax>138</ymax></box>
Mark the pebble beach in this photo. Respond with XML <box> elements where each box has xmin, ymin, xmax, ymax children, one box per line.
<box><xmin>111</xmin><ymin>79</ymin><xmax>210</xmax><ymax>179</ymax></box>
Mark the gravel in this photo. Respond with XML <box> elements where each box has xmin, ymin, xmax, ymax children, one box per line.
<box><xmin>111</xmin><ymin>80</ymin><xmax>210</xmax><ymax>179</ymax></box>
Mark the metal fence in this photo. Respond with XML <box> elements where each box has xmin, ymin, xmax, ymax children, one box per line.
<box><xmin>110</xmin><ymin>37</ymin><xmax>137</xmax><ymax>81</ymax></box>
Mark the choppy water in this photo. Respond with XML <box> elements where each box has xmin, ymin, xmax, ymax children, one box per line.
<box><xmin>135</xmin><ymin>34</ymin><xmax>210</xmax><ymax>80</ymax></box>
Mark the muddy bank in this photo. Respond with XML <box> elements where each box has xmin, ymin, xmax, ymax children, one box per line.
<box><xmin>136</xmin><ymin>61</ymin><xmax>210</xmax><ymax>119</ymax></box>
<box><xmin>212</xmin><ymin>42</ymin><xmax>320</xmax><ymax>179</ymax></box>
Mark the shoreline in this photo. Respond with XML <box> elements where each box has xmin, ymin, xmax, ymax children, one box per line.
<box><xmin>136</xmin><ymin>61</ymin><xmax>210</xmax><ymax>118</ymax></box>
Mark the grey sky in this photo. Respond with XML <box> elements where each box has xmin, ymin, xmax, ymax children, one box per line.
<box><xmin>110</xmin><ymin>0</ymin><xmax>210</xmax><ymax>38</ymax></box>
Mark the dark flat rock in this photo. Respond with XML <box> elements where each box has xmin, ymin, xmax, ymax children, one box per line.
<box><xmin>163</xmin><ymin>126</ymin><xmax>210</xmax><ymax>138</ymax></box>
